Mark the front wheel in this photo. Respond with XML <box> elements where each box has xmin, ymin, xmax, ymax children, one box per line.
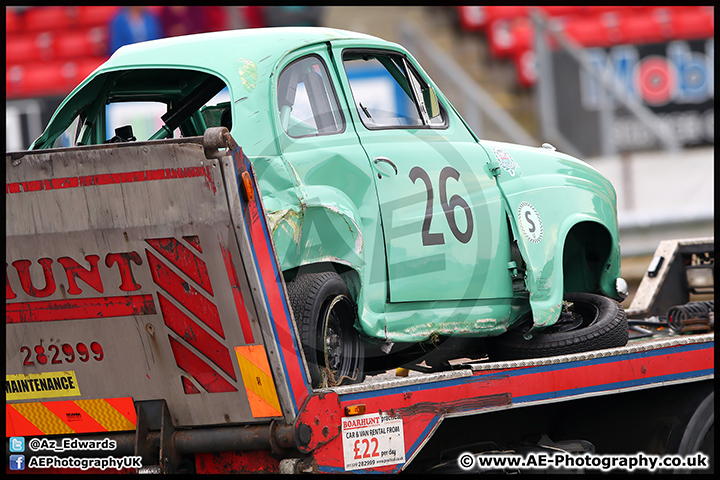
<box><xmin>286</xmin><ymin>271</ymin><xmax>365</xmax><ymax>388</ymax></box>
<box><xmin>488</xmin><ymin>292</ymin><xmax>628</xmax><ymax>361</ymax></box>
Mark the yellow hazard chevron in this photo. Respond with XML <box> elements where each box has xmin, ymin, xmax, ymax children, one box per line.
<box><xmin>235</xmin><ymin>345</ymin><xmax>282</xmax><ymax>417</ymax></box>
<box><xmin>9</xmin><ymin>402</ymin><xmax>75</xmax><ymax>435</ymax></box>
<box><xmin>74</xmin><ymin>399</ymin><xmax>136</xmax><ymax>432</ymax></box>
<box><xmin>5</xmin><ymin>397</ymin><xmax>136</xmax><ymax>437</ymax></box>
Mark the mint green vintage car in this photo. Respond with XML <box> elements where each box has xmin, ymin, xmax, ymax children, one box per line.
<box><xmin>30</xmin><ymin>27</ymin><xmax>628</xmax><ymax>386</ymax></box>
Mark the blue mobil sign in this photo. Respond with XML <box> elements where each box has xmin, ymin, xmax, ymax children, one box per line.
<box><xmin>581</xmin><ymin>40</ymin><xmax>713</xmax><ymax>109</ymax></box>
<box><xmin>553</xmin><ymin>38</ymin><xmax>714</xmax><ymax>156</ymax></box>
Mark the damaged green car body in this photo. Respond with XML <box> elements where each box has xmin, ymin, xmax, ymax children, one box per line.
<box><xmin>30</xmin><ymin>27</ymin><xmax>627</xmax><ymax>382</ymax></box>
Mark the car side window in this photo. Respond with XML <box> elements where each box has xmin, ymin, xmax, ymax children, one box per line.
<box><xmin>277</xmin><ymin>55</ymin><xmax>345</xmax><ymax>138</ymax></box>
<box><xmin>105</xmin><ymin>101</ymin><xmax>178</xmax><ymax>142</ymax></box>
<box><xmin>343</xmin><ymin>51</ymin><xmax>445</xmax><ymax>129</ymax></box>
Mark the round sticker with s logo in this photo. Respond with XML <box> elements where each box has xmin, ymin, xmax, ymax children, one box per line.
<box><xmin>517</xmin><ymin>201</ymin><xmax>543</xmax><ymax>243</ymax></box>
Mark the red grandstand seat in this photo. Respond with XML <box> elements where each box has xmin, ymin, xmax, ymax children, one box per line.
<box><xmin>55</xmin><ymin>60</ymin><xmax>104</xmax><ymax>92</ymax></box>
<box><xmin>577</xmin><ymin>6</ymin><xmax>641</xmax><ymax>21</ymax></box>
<box><xmin>576</xmin><ymin>6</ymin><xmax>618</xmax><ymax>17</ymax></box>
<box><xmin>6</xmin><ymin>62</ymin><xmax>77</xmax><ymax>99</ymax></box>
<box><xmin>6</xmin><ymin>33</ymin><xmax>54</xmax><ymax>65</ymax></box>
<box><xmin>6</xmin><ymin>36</ymin><xmax>42</xmax><ymax>65</ymax></box>
<box><xmin>53</xmin><ymin>28</ymin><xmax>108</xmax><ymax>60</ymax></box>
<box><xmin>488</xmin><ymin>16</ymin><xmax>537</xmax><ymax>60</ymax></box>
<box><xmin>538</xmin><ymin>6</ymin><xmax>583</xmax><ymax>18</ymax></box>
<box><xmin>669</xmin><ymin>8</ymin><xmax>714</xmax><ymax>40</ymax></box>
<box><xmin>506</xmin><ymin>18</ymin><xmax>534</xmax><ymax>58</ymax></box>
<box><xmin>55</xmin><ymin>61</ymin><xmax>82</xmax><ymax>88</ymax></box>
<box><xmin>76</xmin><ymin>6</ymin><xmax>120</xmax><ymax>28</ymax></box>
<box><xmin>74</xmin><ymin>57</ymin><xmax>106</xmax><ymax>82</ymax></box>
<box><xmin>6</xmin><ymin>65</ymin><xmax>26</xmax><ymax>98</ymax></box>
<box><xmin>561</xmin><ymin>16</ymin><xmax>617</xmax><ymax>48</ymax></box>
<box><xmin>487</xmin><ymin>19</ymin><xmax>514</xmax><ymax>59</ymax></box>
<box><xmin>23</xmin><ymin>6</ymin><xmax>74</xmax><ymax>32</ymax></box>
<box><xmin>6</xmin><ymin>7</ymin><xmax>22</xmax><ymax>34</ymax></box>
<box><xmin>456</xmin><ymin>6</ymin><xmax>486</xmax><ymax>32</ymax></box>
<box><xmin>483</xmin><ymin>6</ymin><xmax>528</xmax><ymax>28</ymax></box>
<box><xmin>616</xmin><ymin>11</ymin><xmax>669</xmax><ymax>45</ymax></box>
<box><xmin>658</xmin><ymin>6</ymin><xmax>706</xmax><ymax>17</ymax></box>
<box><xmin>512</xmin><ymin>49</ymin><xmax>537</xmax><ymax>89</ymax></box>
<box><xmin>456</xmin><ymin>6</ymin><xmax>529</xmax><ymax>33</ymax></box>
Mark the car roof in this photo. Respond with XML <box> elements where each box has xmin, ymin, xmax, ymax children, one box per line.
<box><xmin>103</xmin><ymin>27</ymin><xmax>385</xmax><ymax>73</ymax></box>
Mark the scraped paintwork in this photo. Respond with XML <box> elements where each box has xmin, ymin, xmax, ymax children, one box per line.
<box><xmin>236</xmin><ymin>58</ymin><xmax>258</xmax><ymax>92</ymax></box>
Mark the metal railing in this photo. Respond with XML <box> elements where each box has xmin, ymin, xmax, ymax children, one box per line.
<box><xmin>531</xmin><ymin>9</ymin><xmax>681</xmax><ymax>157</ymax></box>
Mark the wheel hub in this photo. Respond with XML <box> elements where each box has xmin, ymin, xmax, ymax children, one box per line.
<box><xmin>322</xmin><ymin>295</ymin><xmax>353</xmax><ymax>377</ymax></box>
<box><xmin>325</xmin><ymin>324</ymin><xmax>343</xmax><ymax>370</ymax></box>
<box><xmin>551</xmin><ymin>309</ymin><xmax>584</xmax><ymax>333</ymax></box>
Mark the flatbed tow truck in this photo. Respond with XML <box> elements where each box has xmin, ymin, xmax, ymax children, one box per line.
<box><xmin>5</xmin><ymin>131</ymin><xmax>713</xmax><ymax>474</ymax></box>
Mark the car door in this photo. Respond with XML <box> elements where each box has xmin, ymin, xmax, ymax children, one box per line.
<box><xmin>331</xmin><ymin>46</ymin><xmax>512</xmax><ymax>304</ymax></box>
<box><xmin>271</xmin><ymin>47</ymin><xmax>391</xmax><ymax>293</ymax></box>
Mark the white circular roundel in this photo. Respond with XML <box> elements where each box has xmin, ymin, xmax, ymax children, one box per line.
<box><xmin>517</xmin><ymin>201</ymin><xmax>543</xmax><ymax>243</ymax></box>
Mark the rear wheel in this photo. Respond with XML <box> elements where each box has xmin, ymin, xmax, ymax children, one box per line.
<box><xmin>286</xmin><ymin>271</ymin><xmax>365</xmax><ymax>388</ymax></box>
<box><xmin>489</xmin><ymin>292</ymin><xmax>628</xmax><ymax>361</ymax></box>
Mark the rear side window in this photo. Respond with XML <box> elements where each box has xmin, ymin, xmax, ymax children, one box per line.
<box><xmin>277</xmin><ymin>55</ymin><xmax>345</xmax><ymax>138</ymax></box>
<box><xmin>32</xmin><ymin>69</ymin><xmax>231</xmax><ymax>149</ymax></box>
<box><xmin>105</xmin><ymin>101</ymin><xmax>176</xmax><ymax>141</ymax></box>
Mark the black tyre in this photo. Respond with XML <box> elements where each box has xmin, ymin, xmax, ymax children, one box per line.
<box><xmin>488</xmin><ymin>292</ymin><xmax>628</xmax><ymax>361</ymax></box>
<box><xmin>286</xmin><ymin>271</ymin><xmax>365</xmax><ymax>388</ymax></box>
